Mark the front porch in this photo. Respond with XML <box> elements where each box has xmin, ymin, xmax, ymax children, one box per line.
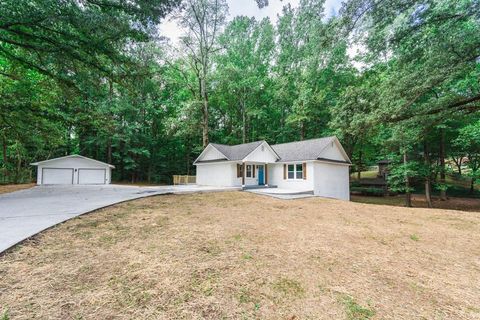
<box><xmin>237</xmin><ymin>162</ymin><xmax>271</xmax><ymax>188</ymax></box>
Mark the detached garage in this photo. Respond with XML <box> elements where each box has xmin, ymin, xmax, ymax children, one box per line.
<box><xmin>31</xmin><ymin>155</ymin><xmax>114</xmax><ymax>185</ymax></box>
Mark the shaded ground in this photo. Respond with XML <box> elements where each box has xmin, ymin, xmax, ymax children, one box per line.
<box><xmin>1</xmin><ymin>192</ymin><xmax>480</xmax><ymax>319</ymax></box>
<box><xmin>0</xmin><ymin>183</ymin><xmax>34</xmax><ymax>194</ymax></box>
<box><xmin>352</xmin><ymin>194</ymin><xmax>480</xmax><ymax>212</ymax></box>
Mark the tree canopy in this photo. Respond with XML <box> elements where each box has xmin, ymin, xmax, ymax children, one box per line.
<box><xmin>1</xmin><ymin>0</ymin><xmax>479</xmax><ymax>203</ymax></box>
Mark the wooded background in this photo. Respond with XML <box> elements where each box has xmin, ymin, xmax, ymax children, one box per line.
<box><xmin>1</xmin><ymin>0</ymin><xmax>479</xmax><ymax>204</ymax></box>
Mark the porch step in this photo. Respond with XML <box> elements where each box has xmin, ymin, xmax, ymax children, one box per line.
<box><xmin>242</xmin><ymin>185</ymin><xmax>278</xmax><ymax>190</ymax></box>
<box><xmin>245</xmin><ymin>188</ymin><xmax>314</xmax><ymax>196</ymax></box>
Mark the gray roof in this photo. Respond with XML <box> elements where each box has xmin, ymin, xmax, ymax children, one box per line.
<box><xmin>210</xmin><ymin>141</ymin><xmax>264</xmax><ymax>161</ymax></box>
<box><xmin>271</xmin><ymin>137</ymin><xmax>337</xmax><ymax>162</ymax></box>
<box><xmin>30</xmin><ymin>154</ymin><xmax>115</xmax><ymax>168</ymax></box>
<box><xmin>197</xmin><ymin>136</ymin><xmax>350</xmax><ymax>164</ymax></box>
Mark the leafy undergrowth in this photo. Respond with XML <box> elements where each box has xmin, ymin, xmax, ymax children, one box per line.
<box><xmin>351</xmin><ymin>194</ymin><xmax>480</xmax><ymax>212</ymax></box>
<box><xmin>1</xmin><ymin>192</ymin><xmax>480</xmax><ymax>319</ymax></box>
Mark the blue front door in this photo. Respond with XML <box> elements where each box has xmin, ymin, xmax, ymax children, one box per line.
<box><xmin>258</xmin><ymin>165</ymin><xmax>265</xmax><ymax>185</ymax></box>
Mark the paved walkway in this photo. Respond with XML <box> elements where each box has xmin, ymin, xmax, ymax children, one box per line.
<box><xmin>0</xmin><ymin>185</ymin><xmax>238</xmax><ymax>253</ymax></box>
<box><xmin>245</xmin><ymin>188</ymin><xmax>315</xmax><ymax>200</ymax></box>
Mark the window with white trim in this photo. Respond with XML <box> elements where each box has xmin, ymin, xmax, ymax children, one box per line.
<box><xmin>287</xmin><ymin>163</ymin><xmax>304</xmax><ymax>180</ymax></box>
<box><xmin>287</xmin><ymin>164</ymin><xmax>295</xmax><ymax>179</ymax></box>
<box><xmin>246</xmin><ymin>165</ymin><xmax>252</xmax><ymax>178</ymax></box>
<box><xmin>296</xmin><ymin>164</ymin><xmax>303</xmax><ymax>179</ymax></box>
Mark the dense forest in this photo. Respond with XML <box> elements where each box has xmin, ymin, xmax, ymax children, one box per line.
<box><xmin>1</xmin><ymin>0</ymin><xmax>479</xmax><ymax>204</ymax></box>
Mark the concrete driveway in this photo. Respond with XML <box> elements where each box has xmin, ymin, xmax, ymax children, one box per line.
<box><xmin>0</xmin><ymin>184</ymin><xmax>238</xmax><ymax>253</ymax></box>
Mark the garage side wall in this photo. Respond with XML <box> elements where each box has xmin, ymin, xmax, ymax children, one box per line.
<box><xmin>313</xmin><ymin>162</ymin><xmax>350</xmax><ymax>200</ymax></box>
<box><xmin>196</xmin><ymin>163</ymin><xmax>239</xmax><ymax>187</ymax></box>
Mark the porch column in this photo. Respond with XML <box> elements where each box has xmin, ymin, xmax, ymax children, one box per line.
<box><xmin>242</xmin><ymin>162</ymin><xmax>246</xmax><ymax>188</ymax></box>
<box><xmin>265</xmin><ymin>163</ymin><xmax>268</xmax><ymax>187</ymax></box>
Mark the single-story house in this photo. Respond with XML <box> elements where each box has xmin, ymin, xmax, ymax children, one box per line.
<box><xmin>31</xmin><ymin>155</ymin><xmax>114</xmax><ymax>185</ymax></box>
<box><xmin>194</xmin><ymin>136</ymin><xmax>351</xmax><ymax>200</ymax></box>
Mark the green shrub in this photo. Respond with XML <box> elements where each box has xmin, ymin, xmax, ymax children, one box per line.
<box><xmin>350</xmin><ymin>186</ymin><xmax>385</xmax><ymax>196</ymax></box>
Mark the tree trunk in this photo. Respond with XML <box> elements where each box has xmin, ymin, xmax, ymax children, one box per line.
<box><xmin>200</xmin><ymin>75</ymin><xmax>209</xmax><ymax>148</ymax></box>
<box><xmin>2</xmin><ymin>135</ymin><xmax>6</xmax><ymax>165</ymax></box>
<box><xmin>470</xmin><ymin>178</ymin><xmax>475</xmax><ymax>194</ymax></box>
<box><xmin>357</xmin><ymin>150</ymin><xmax>363</xmax><ymax>180</ymax></box>
<box><xmin>2</xmin><ymin>135</ymin><xmax>7</xmax><ymax>182</ymax></box>
<box><xmin>424</xmin><ymin>142</ymin><xmax>433</xmax><ymax>208</ymax></box>
<box><xmin>15</xmin><ymin>145</ymin><xmax>21</xmax><ymax>184</ymax></box>
<box><xmin>439</xmin><ymin>128</ymin><xmax>447</xmax><ymax>200</ymax></box>
<box><xmin>451</xmin><ymin>156</ymin><xmax>462</xmax><ymax>175</ymax></box>
<box><xmin>404</xmin><ymin>151</ymin><xmax>412</xmax><ymax>207</ymax></box>
<box><xmin>300</xmin><ymin>121</ymin><xmax>305</xmax><ymax>141</ymax></box>
<box><xmin>107</xmin><ymin>139</ymin><xmax>112</xmax><ymax>164</ymax></box>
<box><xmin>186</xmin><ymin>146</ymin><xmax>191</xmax><ymax>176</ymax></box>
<box><xmin>242</xmin><ymin>99</ymin><xmax>246</xmax><ymax>144</ymax></box>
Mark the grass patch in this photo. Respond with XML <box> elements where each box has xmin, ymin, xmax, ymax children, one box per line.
<box><xmin>272</xmin><ymin>278</ymin><xmax>305</xmax><ymax>298</ymax></box>
<box><xmin>1</xmin><ymin>308</ymin><xmax>9</xmax><ymax>320</ymax></box>
<box><xmin>242</xmin><ymin>252</ymin><xmax>253</xmax><ymax>260</ymax></box>
<box><xmin>190</xmin><ymin>269</ymin><xmax>219</xmax><ymax>297</ymax></box>
<box><xmin>410</xmin><ymin>234</ymin><xmax>420</xmax><ymax>241</ymax></box>
<box><xmin>340</xmin><ymin>295</ymin><xmax>375</xmax><ymax>320</ymax></box>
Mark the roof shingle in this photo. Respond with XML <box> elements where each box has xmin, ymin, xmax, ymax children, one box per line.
<box><xmin>271</xmin><ymin>137</ymin><xmax>336</xmax><ymax>162</ymax></box>
<box><xmin>210</xmin><ymin>141</ymin><xmax>264</xmax><ymax>161</ymax></box>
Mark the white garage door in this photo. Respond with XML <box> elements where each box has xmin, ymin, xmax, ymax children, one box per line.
<box><xmin>78</xmin><ymin>169</ymin><xmax>106</xmax><ymax>185</ymax></box>
<box><xmin>42</xmin><ymin>168</ymin><xmax>74</xmax><ymax>185</ymax></box>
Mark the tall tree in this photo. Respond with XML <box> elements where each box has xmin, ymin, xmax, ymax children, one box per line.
<box><xmin>178</xmin><ymin>0</ymin><xmax>228</xmax><ymax>147</ymax></box>
<box><xmin>215</xmin><ymin>16</ymin><xmax>275</xmax><ymax>143</ymax></box>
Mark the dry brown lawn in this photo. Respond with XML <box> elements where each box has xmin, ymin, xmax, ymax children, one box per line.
<box><xmin>1</xmin><ymin>192</ymin><xmax>480</xmax><ymax>319</ymax></box>
<box><xmin>0</xmin><ymin>183</ymin><xmax>35</xmax><ymax>195</ymax></box>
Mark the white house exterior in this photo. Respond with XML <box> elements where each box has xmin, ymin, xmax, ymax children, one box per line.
<box><xmin>31</xmin><ymin>155</ymin><xmax>114</xmax><ymax>185</ymax></box>
<box><xmin>194</xmin><ymin>137</ymin><xmax>351</xmax><ymax>200</ymax></box>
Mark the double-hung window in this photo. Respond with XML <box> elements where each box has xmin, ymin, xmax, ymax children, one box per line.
<box><xmin>286</xmin><ymin>163</ymin><xmax>304</xmax><ymax>180</ymax></box>
<box><xmin>295</xmin><ymin>164</ymin><xmax>303</xmax><ymax>179</ymax></box>
<box><xmin>287</xmin><ymin>164</ymin><xmax>295</xmax><ymax>179</ymax></box>
<box><xmin>246</xmin><ymin>165</ymin><xmax>252</xmax><ymax>178</ymax></box>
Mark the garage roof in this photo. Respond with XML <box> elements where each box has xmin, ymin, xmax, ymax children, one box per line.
<box><xmin>30</xmin><ymin>155</ymin><xmax>115</xmax><ymax>168</ymax></box>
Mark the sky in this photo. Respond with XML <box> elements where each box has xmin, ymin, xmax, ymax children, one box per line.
<box><xmin>160</xmin><ymin>0</ymin><xmax>344</xmax><ymax>43</ymax></box>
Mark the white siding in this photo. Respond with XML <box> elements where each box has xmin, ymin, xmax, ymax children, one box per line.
<box><xmin>313</xmin><ymin>162</ymin><xmax>350</xmax><ymax>200</ymax></box>
<box><xmin>268</xmin><ymin>162</ymin><xmax>314</xmax><ymax>191</ymax></box>
<box><xmin>244</xmin><ymin>142</ymin><xmax>278</xmax><ymax>163</ymax></box>
<box><xmin>196</xmin><ymin>162</ymin><xmax>239</xmax><ymax>187</ymax></box>
<box><xmin>196</xmin><ymin>162</ymin><xmax>265</xmax><ymax>187</ymax></box>
<box><xmin>198</xmin><ymin>145</ymin><xmax>227</xmax><ymax>161</ymax></box>
<box><xmin>36</xmin><ymin>157</ymin><xmax>111</xmax><ymax>185</ymax></box>
<box><xmin>318</xmin><ymin>141</ymin><xmax>346</xmax><ymax>161</ymax></box>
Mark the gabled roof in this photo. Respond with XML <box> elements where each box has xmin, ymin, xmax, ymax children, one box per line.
<box><xmin>31</xmin><ymin>155</ymin><xmax>115</xmax><ymax>168</ymax></box>
<box><xmin>210</xmin><ymin>141</ymin><xmax>265</xmax><ymax>161</ymax></box>
<box><xmin>194</xmin><ymin>136</ymin><xmax>351</xmax><ymax>164</ymax></box>
<box><xmin>272</xmin><ymin>137</ymin><xmax>340</xmax><ymax>162</ymax></box>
